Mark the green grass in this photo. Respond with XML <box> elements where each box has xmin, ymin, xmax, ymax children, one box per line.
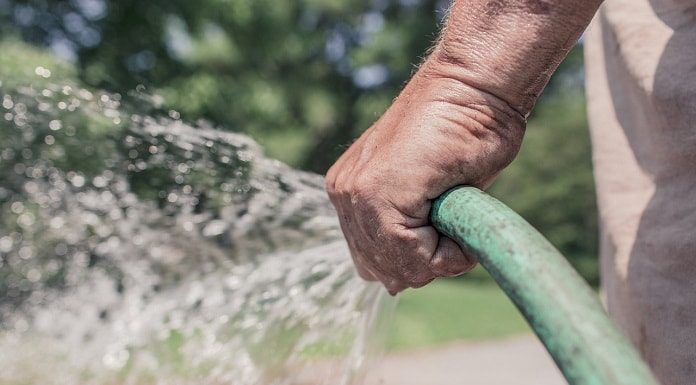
<box><xmin>387</xmin><ymin>272</ymin><xmax>531</xmax><ymax>351</ymax></box>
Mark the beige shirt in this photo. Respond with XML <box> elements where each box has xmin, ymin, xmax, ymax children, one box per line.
<box><xmin>585</xmin><ymin>1</ymin><xmax>696</xmax><ymax>384</ymax></box>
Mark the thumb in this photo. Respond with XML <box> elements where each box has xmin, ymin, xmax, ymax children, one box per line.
<box><xmin>429</xmin><ymin>236</ymin><xmax>477</xmax><ymax>277</ymax></box>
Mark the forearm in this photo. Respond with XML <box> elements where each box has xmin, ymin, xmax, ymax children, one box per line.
<box><xmin>428</xmin><ymin>0</ymin><xmax>602</xmax><ymax>117</ymax></box>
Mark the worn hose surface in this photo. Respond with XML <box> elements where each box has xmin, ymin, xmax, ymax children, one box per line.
<box><xmin>430</xmin><ymin>187</ymin><xmax>658</xmax><ymax>385</ymax></box>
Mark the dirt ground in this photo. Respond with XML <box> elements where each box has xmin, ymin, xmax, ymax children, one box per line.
<box><xmin>362</xmin><ymin>335</ymin><xmax>566</xmax><ymax>385</ymax></box>
<box><xmin>297</xmin><ymin>335</ymin><xmax>567</xmax><ymax>385</ymax></box>
<box><xmin>296</xmin><ymin>334</ymin><xmax>566</xmax><ymax>385</ymax></box>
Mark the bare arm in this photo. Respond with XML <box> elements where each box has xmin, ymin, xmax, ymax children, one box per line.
<box><xmin>326</xmin><ymin>0</ymin><xmax>602</xmax><ymax>295</ymax></box>
<box><xmin>434</xmin><ymin>0</ymin><xmax>602</xmax><ymax>115</ymax></box>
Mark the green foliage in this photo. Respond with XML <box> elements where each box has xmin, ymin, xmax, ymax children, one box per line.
<box><xmin>389</xmin><ymin>277</ymin><xmax>530</xmax><ymax>350</ymax></box>
<box><xmin>0</xmin><ymin>41</ymin><xmax>222</xmax><ymax>300</ymax></box>
<box><xmin>0</xmin><ymin>39</ymin><xmax>253</xmax><ymax>209</ymax></box>
<box><xmin>0</xmin><ymin>0</ymin><xmax>447</xmax><ymax>171</ymax></box>
<box><xmin>0</xmin><ymin>40</ymin><xmax>76</xmax><ymax>87</ymax></box>
<box><xmin>0</xmin><ymin>41</ymin><xmax>121</xmax><ymax>185</ymax></box>
<box><xmin>1</xmin><ymin>2</ymin><xmax>598</xmax><ymax>282</ymax></box>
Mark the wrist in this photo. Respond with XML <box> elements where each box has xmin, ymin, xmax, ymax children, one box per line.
<box><xmin>415</xmin><ymin>56</ymin><xmax>527</xmax><ymax>136</ymax></box>
<box><xmin>428</xmin><ymin>39</ymin><xmax>538</xmax><ymax>118</ymax></box>
<box><xmin>429</xmin><ymin>0</ymin><xmax>601</xmax><ymax>117</ymax></box>
<box><xmin>406</xmin><ymin>59</ymin><xmax>526</xmax><ymax>186</ymax></box>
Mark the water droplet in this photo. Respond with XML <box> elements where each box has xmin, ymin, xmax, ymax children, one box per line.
<box><xmin>1</xmin><ymin>148</ymin><xmax>14</xmax><ymax>160</ymax></box>
<box><xmin>26</xmin><ymin>268</ymin><xmax>41</xmax><ymax>282</ymax></box>
<box><xmin>10</xmin><ymin>201</ymin><xmax>25</xmax><ymax>214</ymax></box>
<box><xmin>24</xmin><ymin>182</ymin><xmax>38</xmax><ymax>194</ymax></box>
<box><xmin>18</xmin><ymin>246</ymin><xmax>34</xmax><ymax>260</ymax></box>
<box><xmin>13</xmin><ymin>163</ymin><xmax>26</xmax><ymax>174</ymax></box>
<box><xmin>0</xmin><ymin>236</ymin><xmax>13</xmax><ymax>252</ymax></box>
<box><xmin>17</xmin><ymin>213</ymin><xmax>35</xmax><ymax>228</ymax></box>
<box><xmin>102</xmin><ymin>346</ymin><xmax>130</xmax><ymax>370</ymax></box>
<box><xmin>50</xmin><ymin>217</ymin><xmax>65</xmax><ymax>229</ymax></box>
<box><xmin>34</xmin><ymin>66</ymin><xmax>51</xmax><ymax>78</ymax></box>
<box><xmin>202</xmin><ymin>220</ymin><xmax>227</xmax><ymax>237</ymax></box>
<box><xmin>2</xmin><ymin>95</ymin><xmax>13</xmax><ymax>109</ymax></box>
<box><xmin>71</xmin><ymin>175</ymin><xmax>85</xmax><ymax>188</ymax></box>
<box><xmin>49</xmin><ymin>120</ymin><xmax>62</xmax><ymax>131</ymax></box>
<box><xmin>93</xmin><ymin>176</ymin><xmax>107</xmax><ymax>188</ymax></box>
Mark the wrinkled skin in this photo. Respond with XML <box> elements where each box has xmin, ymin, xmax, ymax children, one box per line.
<box><xmin>326</xmin><ymin>0</ymin><xmax>601</xmax><ymax>295</ymax></box>
<box><xmin>325</xmin><ymin>57</ymin><xmax>526</xmax><ymax>295</ymax></box>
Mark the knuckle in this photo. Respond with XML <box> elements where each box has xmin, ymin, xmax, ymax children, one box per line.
<box><xmin>394</xmin><ymin>253</ymin><xmax>434</xmax><ymax>287</ymax></box>
<box><xmin>429</xmin><ymin>256</ymin><xmax>449</xmax><ymax>274</ymax></box>
<box><xmin>352</xmin><ymin>171</ymin><xmax>374</xmax><ymax>188</ymax></box>
<box><xmin>325</xmin><ymin>166</ymin><xmax>343</xmax><ymax>195</ymax></box>
<box><xmin>328</xmin><ymin>175</ymin><xmax>354</xmax><ymax>204</ymax></box>
<box><xmin>324</xmin><ymin>175</ymin><xmax>336</xmax><ymax>196</ymax></box>
<box><xmin>396</xmin><ymin>230</ymin><xmax>420</xmax><ymax>249</ymax></box>
<box><xmin>351</xmin><ymin>173</ymin><xmax>379</xmax><ymax>197</ymax></box>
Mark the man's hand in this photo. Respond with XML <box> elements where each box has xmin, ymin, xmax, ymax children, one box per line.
<box><xmin>326</xmin><ymin>0</ymin><xmax>601</xmax><ymax>294</ymax></box>
<box><xmin>325</xmin><ymin>58</ymin><xmax>525</xmax><ymax>294</ymax></box>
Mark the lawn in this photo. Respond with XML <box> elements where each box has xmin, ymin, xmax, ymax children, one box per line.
<box><xmin>387</xmin><ymin>271</ymin><xmax>532</xmax><ymax>351</ymax></box>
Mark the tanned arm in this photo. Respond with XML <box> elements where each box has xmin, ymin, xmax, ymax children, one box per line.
<box><xmin>326</xmin><ymin>0</ymin><xmax>602</xmax><ymax>295</ymax></box>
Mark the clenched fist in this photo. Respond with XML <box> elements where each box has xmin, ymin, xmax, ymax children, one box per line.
<box><xmin>325</xmin><ymin>57</ymin><xmax>526</xmax><ymax>295</ymax></box>
<box><xmin>326</xmin><ymin>0</ymin><xmax>600</xmax><ymax>294</ymax></box>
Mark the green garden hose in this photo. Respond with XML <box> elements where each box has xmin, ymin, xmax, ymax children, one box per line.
<box><xmin>430</xmin><ymin>186</ymin><xmax>659</xmax><ymax>385</ymax></box>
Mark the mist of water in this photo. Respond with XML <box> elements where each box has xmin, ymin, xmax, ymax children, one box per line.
<box><xmin>0</xmin><ymin>64</ymin><xmax>395</xmax><ymax>384</ymax></box>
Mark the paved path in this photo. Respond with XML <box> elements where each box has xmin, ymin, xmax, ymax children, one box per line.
<box><xmin>362</xmin><ymin>335</ymin><xmax>566</xmax><ymax>385</ymax></box>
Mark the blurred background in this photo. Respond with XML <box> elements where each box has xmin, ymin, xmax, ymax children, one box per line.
<box><xmin>0</xmin><ymin>0</ymin><xmax>596</xmax><ymax>373</ymax></box>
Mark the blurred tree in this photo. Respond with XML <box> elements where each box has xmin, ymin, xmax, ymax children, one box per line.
<box><xmin>0</xmin><ymin>0</ymin><xmax>454</xmax><ymax>170</ymax></box>
<box><xmin>0</xmin><ymin>1</ymin><xmax>597</xmax><ymax>280</ymax></box>
<box><xmin>0</xmin><ymin>0</ymin><xmax>582</xmax><ymax>170</ymax></box>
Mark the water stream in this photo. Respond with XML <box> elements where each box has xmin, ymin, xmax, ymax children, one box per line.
<box><xmin>0</xmin><ymin>60</ymin><xmax>395</xmax><ymax>384</ymax></box>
